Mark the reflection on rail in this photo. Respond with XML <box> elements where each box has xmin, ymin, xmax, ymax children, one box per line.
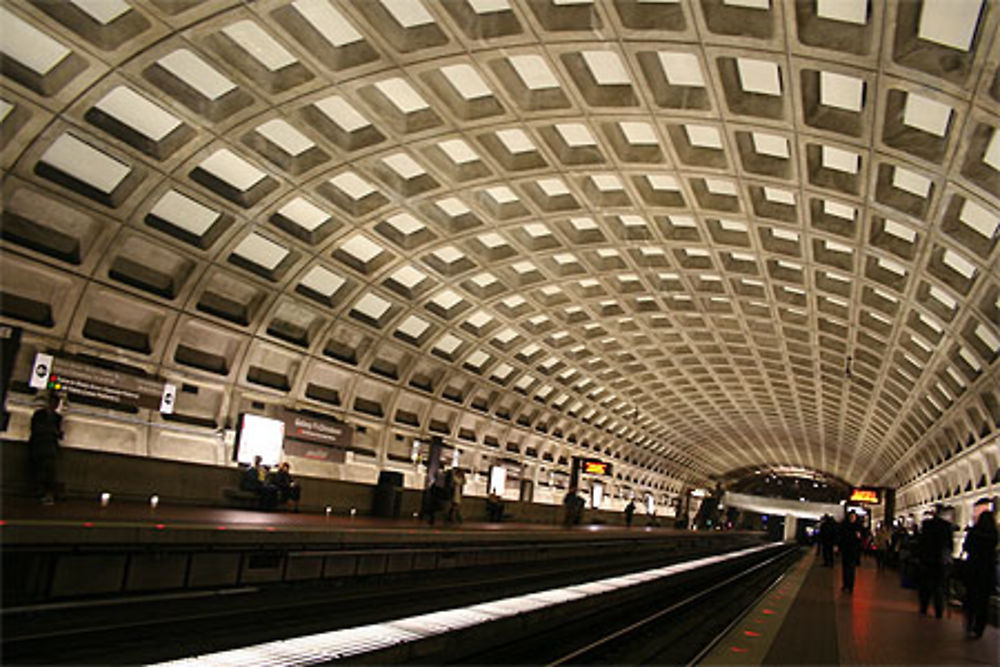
<box><xmin>153</xmin><ymin>542</ymin><xmax>782</xmax><ymax>666</ymax></box>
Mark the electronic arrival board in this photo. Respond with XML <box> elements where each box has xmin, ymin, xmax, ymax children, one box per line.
<box><xmin>849</xmin><ymin>487</ymin><xmax>882</xmax><ymax>504</ymax></box>
<box><xmin>579</xmin><ymin>457</ymin><xmax>613</xmax><ymax>476</ymax></box>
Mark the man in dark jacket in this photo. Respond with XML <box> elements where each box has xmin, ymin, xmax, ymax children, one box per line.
<box><xmin>917</xmin><ymin>505</ymin><xmax>954</xmax><ymax>618</ymax></box>
<box><xmin>624</xmin><ymin>499</ymin><xmax>636</xmax><ymax>528</ymax></box>
<box><xmin>29</xmin><ymin>392</ymin><xmax>63</xmax><ymax>505</ymax></box>
<box><xmin>819</xmin><ymin>514</ymin><xmax>837</xmax><ymax>566</ymax></box>
<box><xmin>839</xmin><ymin>511</ymin><xmax>862</xmax><ymax>592</ymax></box>
<box><xmin>962</xmin><ymin>501</ymin><xmax>997</xmax><ymax>638</ymax></box>
<box><xmin>240</xmin><ymin>456</ymin><xmax>278</xmax><ymax>510</ymax></box>
<box><xmin>272</xmin><ymin>461</ymin><xmax>301</xmax><ymax>512</ymax></box>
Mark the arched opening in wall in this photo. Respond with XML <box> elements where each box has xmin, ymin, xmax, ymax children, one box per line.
<box><xmin>977</xmin><ymin>474</ymin><xmax>987</xmax><ymax>489</ymax></box>
<box><xmin>993</xmin><ymin>468</ymin><xmax>1000</xmax><ymax>484</ymax></box>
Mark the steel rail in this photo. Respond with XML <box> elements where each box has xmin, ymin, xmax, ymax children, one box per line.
<box><xmin>545</xmin><ymin>544</ymin><xmax>797</xmax><ymax>666</ymax></box>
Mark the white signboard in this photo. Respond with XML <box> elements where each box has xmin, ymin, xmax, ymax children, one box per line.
<box><xmin>29</xmin><ymin>352</ymin><xmax>53</xmax><ymax>390</ymax></box>
<box><xmin>159</xmin><ymin>383</ymin><xmax>176</xmax><ymax>414</ymax></box>
<box><xmin>488</xmin><ymin>465</ymin><xmax>507</xmax><ymax>496</ymax></box>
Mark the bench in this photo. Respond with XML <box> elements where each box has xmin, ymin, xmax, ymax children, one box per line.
<box><xmin>222</xmin><ymin>487</ymin><xmax>259</xmax><ymax>509</ymax></box>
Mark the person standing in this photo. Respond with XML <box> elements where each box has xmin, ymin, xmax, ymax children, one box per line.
<box><xmin>917</xmin><ymin>505</ymin><xmax>954</xmax><ymax>618</ymax></box>
<box><xmin>563</xmin><ymin>486</ymin><xmax>582</xmax><ymax>527</ymax></box>
<box><xmin>961</xmin><ymin>501</ymin><xmax>997</xmax><ymax>638</ymax></box>
<box><xmin>819</xmin><ymin>514</ymin><xmax>837</xmax><ymax>567</ymax></box>
<box><xmin>874</xmin><ymin>522</ymin><xmax>892</xmax><ymax>572</ymax></box>
<box><xmin>29</xmin><ymin>392</ymin><xmax>64</xmax><ymax>505</ymax></box>
<box><xmin>447</xmin><ymin>468</ymin><xmax>465</xmax><ymax>524</ymax></box>
<box><xmin>839</xmin><ymin>511</ymin><xmax>862</xmax><ymax>593</ymax></box>
<box><xmin>486</xmin><ymin>491</ymin><xmax>504</xmax><ymax>522</ymax></box>
<box><xmin>624</xmin><ymin>499</ymin><xmax>636</xmax><ymax>528</ymax></box>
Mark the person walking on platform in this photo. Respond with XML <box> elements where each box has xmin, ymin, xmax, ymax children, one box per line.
<box><xmin>819</xmin><ymin>514</ymin><xmax>837</xmax><ymax>567</ymax></box>
<box><xmin>917</xmin><ymin>505</ymin><xmax>953</xmax><ymax>618</ymax></box>
<box><xmin>839</xmin><ymin>511</ymin><xmax>862</xmax><ymax>593</ymax></box>
<box><xmin>29</xmin><ymin>391</ymin><xmax>64</xmax><ymax>505</ymax></box>
<box><xmin>961</xmin><ymin>500</ymin><xmax>997</xmax><ymax>638</ymax></box>
<box><xmin>624</xmin><ymin>499</ymin><xmax>636</xmax><ymax>528</ymax></box>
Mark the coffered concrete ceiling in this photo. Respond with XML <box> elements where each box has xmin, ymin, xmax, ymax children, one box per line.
<box><xmin>1</xmin><ymin>0</ymin><xmax>998</xmax><ymax>494</ymax></box>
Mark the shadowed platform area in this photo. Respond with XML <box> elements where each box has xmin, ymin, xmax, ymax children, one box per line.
<box><xmin>704</xmin><ymin>550</ymin><xmax>998</xmax><ymax>666</ymax></box>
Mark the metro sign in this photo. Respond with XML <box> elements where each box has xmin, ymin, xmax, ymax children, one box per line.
<box><xmin>849</xmin><ymin>488</ymin><xmax>881</xmax><ymax>504</ymax></box>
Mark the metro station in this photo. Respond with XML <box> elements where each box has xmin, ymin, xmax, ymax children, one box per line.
<box><xmin>0</xmin><ymin>0</ymin><xmax>998</xmax><ymax>664</ymax></box>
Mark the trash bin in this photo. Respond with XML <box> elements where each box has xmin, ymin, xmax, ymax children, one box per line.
<box><xmin>372</xmin><ymin>470</ymin><xmax>404</xmax><ymax>518</ymax></box>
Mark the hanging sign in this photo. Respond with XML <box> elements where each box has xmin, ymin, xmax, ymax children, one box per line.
<box><xmin>849</xmin><ymin>488</ymin><xmax>881</xmax><ymax>504</ymax></box>
<box><xmin>280</xmin><ymin>408</ymin><xmax>351</xmax><ymax>461</ymax></box>
<box><xmin>581</xmin><ymin>458</ymin><xmax>612</xmax><ymax>476</ymax></box>
<box><xmin>31</xmin><ymin>352</ymin><xmax>172</xmax><ymax>412</ymax></box>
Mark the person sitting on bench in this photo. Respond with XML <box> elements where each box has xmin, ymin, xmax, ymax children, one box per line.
<box><xmin>240</xmin><ymin>455</ymin><xmax>278</xmax><ymax>510</ymax></box>
<box><xmin>272</xmin><ymin>461</ymin><xmax>301</xmax><ymax>512</ymax></box>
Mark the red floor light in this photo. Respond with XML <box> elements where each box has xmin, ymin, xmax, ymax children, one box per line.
<box><xmin>762</xmin><ymin>608</ymin><xmax>776</xmax><ymax>614</ymax></box>
<box><xmin>217</xmin><ymin>526</ymin><xmax>227</xmax><ymax>530</ymax></box>
<box><xmin>82</xmin><ymin>522</ymin><xmax>94</xmax><ymax>528</ymax></box>
<box><xmin>730</xmin><ymin>646</ymin><xmax>748</xmax><ymax>653</ymax></box>
<box><xmin>155</xmin><ymin>524</ymin><xmax>166</xmax><ymax>530</ymax></box>
<box><xmin>0</xmin><ymin>520</ymin><xmax>6</xmax><ymax>526</ymax></box>
<box><xmin>744</xmin><ymin>630</ymin><xmax>761</xmax><ymax>637</ymax></box>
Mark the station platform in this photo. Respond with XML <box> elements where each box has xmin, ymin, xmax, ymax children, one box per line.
<box><xmin>1</xmin><ymin>495</ymin><xmax>682</xmax><ymax>545</ymax></box>
<box><xmin>702</xmin><ymin>551</ymin><xmax>998</xmax><ymax>666</ymax></box>
<box><xmin>2</xmin><ymin>496</ymin><xmax>767</xmax><ymax>613</ymax></box>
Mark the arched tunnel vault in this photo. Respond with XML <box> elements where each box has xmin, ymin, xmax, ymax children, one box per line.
<box><xmin>0</xmin><ymin>0</ymin><xmax>998</xmax><ymax>503</ymax></box>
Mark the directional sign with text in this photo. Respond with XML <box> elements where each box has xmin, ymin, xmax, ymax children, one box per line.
<box><xmin>31</xmin><ymin>352</ymin><xmax>174</xmax><ymax>413</ymax></box>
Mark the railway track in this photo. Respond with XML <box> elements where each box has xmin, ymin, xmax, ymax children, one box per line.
<box><xmin>3</xmin><ymin>538</ymin><xmax>768</xmax><ymax>664</ymax></box>
<box><xmin>454</xmin><ymin>543</ymin><xmax>801</xmax><ymax>665</ymax></box>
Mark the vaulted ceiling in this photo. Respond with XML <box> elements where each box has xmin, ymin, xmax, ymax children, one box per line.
<box><xmin>1</xmin><ymin>0</ymin><xmax>997</xmax><ymax>493</ymax></box>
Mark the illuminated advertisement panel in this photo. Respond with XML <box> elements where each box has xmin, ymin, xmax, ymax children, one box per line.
<box><xmin>488</xmin><ymin>465</ymin><xmax>507</xmax><ymax>496</ymax></box>
<box><xmin>235</xmin><ymin>413</ymin><xmax>285</xmax><ymax>466</ymax></box>
<box><xmin>849</xmin><ymin>487</ymin><xmax>881</xmax><ymax>504</ymax></box>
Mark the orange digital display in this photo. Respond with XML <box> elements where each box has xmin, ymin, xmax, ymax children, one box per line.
<box><xmin>849</xmin><ymin>488</ymin><xmax>881</xmax><ymax>504</ymax></box>
<box><xmin>584</xmin><ymin>461</ymin><xmax>608</xmax><ymax>475</ymax></box>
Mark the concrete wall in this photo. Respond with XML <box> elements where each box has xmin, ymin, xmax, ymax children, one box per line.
<box><xmin>3</xmin><ymin>439</ymin><xmax>644</xmax><ymax>526</ymax></box>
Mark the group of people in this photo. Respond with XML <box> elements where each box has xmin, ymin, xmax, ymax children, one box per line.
<box><xmin>909</xmin><ymin>501</ymin><xmax>997</xmax><ymax>639</ymax></box>
<box><xmin>422</xmin><ymin>465</ymin><xmax>466</xmax><ymax>525</ymax></box>
<box><xmin>816</xmin><ymin>502</ymin><xmax>997</xmax><ymax>640</ymax></box>
<box><xmin>240</xmin><ymin>455</ymin><xmax>302</xmax><ymax>511</ymax></box>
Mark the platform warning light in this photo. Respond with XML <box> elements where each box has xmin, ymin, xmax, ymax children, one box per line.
<box><xmin>350</xmin><ymin>507</ymin><xmax>357</xmax><ymax>517</ymax></box>
<box><xmin>325</xmin><ymin>506</ymin><xmax>332</xmax><ymax>517</ymax></box>
<box><xmin>100</xmin><ymin>492</ymin><xmax>111</xmax><ymax>507</ymax></box>
<box><xmin>149</xmin><ymin>494</ymin><xmax>160</xmax><ymax>509</ymax></box>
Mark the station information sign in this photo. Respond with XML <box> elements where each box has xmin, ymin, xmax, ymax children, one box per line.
<box><xmin>29</xmin><ymin>352</ymin><xmax>175</xmax><ymax>413</ymax></box>
<box><xmin>280</xmin><ymin>408</ymin><xmax>351</xmax><ymax>462</ymax></box>
<box><xmin>849</xmin><ymin>487</ymin><xmax>881</xmax><ymax>504</ymax></box>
